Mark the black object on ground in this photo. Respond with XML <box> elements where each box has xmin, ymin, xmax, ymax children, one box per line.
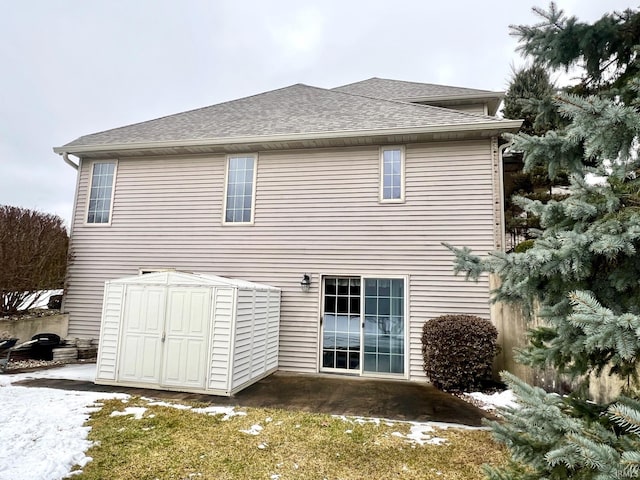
<box><xmin>0</xmin><ymin>339</ymin><xmax>18</xmax><ymax>351</ymax></box>
<box><xmin>31</xmin><ymin>333</ymin><xmax>61</xmax><ymax>360</ymax></box>
<box><xmin>47</xmin><ymin>295</ymin><xmax>63</xmax><ymax>309</ymax></box>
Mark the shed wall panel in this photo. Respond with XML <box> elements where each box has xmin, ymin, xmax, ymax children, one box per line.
<box><xmin>66</xmin><ymin>141</ymin><xmax>495</xmax><ymax>381</ymax></box>
<box><xmin>231</xmin><ymin>290</ymin><xmax>256</xmax><ymax>389</ymax></box>
<box><xmin>95</xmin><ymin>283</ymin><xmax>124</xmax><ymax>380</ymax></box>
<box><xmin>208</xmin><ymin>288</ymin><xmax>234</xmax><ymax>391</ymax></box>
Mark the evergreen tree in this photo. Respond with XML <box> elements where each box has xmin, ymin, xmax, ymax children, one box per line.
<box><xmin>503</xmin><ymin>63</ymin><xmax>559</xmax><ymax>136</ymax></box>
<box><xmin>501</xmin><ymin>64</ymin><xmax>566</xmax><ymax>249</ymax></box>
<box><xmin>446</xmin><ymin>3</ymin><xmax>640</xmax><ymax>478</ymax></box>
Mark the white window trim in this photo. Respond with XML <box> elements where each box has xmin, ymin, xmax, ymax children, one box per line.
<box><xmin>84</xmin><ymin>159</ymin><xmax>118</xmax><ymax>226</ymax></box>
<box><xmin>222</xmin><ymin>153</ymin><xmax>258</xmax><ymax>226</ymax></box>
<box><xmin>379</xmin><ymin>146</ymin><xmax>405</xmax><ymax>203</ymax></box>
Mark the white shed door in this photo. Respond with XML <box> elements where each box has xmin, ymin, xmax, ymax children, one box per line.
<box><xmin>119</xmin><ymin>285</ymin><xmax>166</xmax><ymax>384</ymax></box>
<box><xmin>161</xmin><ymin>287</ymin><xmax>211</xmax><ymax>389</ymax></box>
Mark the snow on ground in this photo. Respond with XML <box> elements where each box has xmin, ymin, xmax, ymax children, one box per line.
<box><xmin>0</xmin><ymin>362</ymin><xmax>96</xmax><ymax>387</ymax></box>
<box><xmin>0</xmin><ymin>366</ymin><xmax>126</xmax><ymax>480</ymax></box>
<box><xmin>465</xmin><ymin>390</ymin><xmax>518</xmax><ymax>411</ymax></box>
<box><xmin>0</xmin><ymin>363</ymin><xmax>516</xmax><ymax>480</ymax></box>
<box><xmin>17</xmin><ymin>289</ymin><xmax>64</xmax><ymax>310</ymax></box>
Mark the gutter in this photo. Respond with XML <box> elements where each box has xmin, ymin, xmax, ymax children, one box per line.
<box><xmin>53</xmin><ymin>119</ymin><xmax>523</xmax><ymax>155</ymax></box>
<box><xmin>60</xmin><ymin>152</ymin><xmax>79</xmax><ymax>170</ymax></box>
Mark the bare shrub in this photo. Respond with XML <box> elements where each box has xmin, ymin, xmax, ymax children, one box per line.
<box><xmin>0</xmin><ymin>206</ymin><xmax>68</xmax><ymax>315</ymax></box>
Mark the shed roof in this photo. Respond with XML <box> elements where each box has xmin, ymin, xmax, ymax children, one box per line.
<box><xmin>54</xmin><ymin>83</ymin><xmax>519</xmax><ymax>156</ymax></box>
<box><xmin>107</xmin><ymin>271</ymin><xmax>279</xmax><ymax>291</ymax></box>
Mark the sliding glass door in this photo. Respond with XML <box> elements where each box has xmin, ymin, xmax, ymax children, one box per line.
<box><xmin>321</xmin><ymin>277</ymin><xmax>361</xmax><ymax>371</ymax></box>
<box><xmin>321</xmin><ymin>276</ymin><xmax>405</xmax><ymax>376</ymax></box>
<box><xmin>363</xmin><ymin>278</ymin><xmax>405</xmax><ymax>374</ymax></box>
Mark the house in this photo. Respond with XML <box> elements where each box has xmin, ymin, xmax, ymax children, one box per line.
<box><xmin>54</xmin><ymin>77</ymin><xmax>522</xmax><ymax>384</ymax></box>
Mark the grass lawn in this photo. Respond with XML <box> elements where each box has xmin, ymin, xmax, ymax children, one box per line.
<box><xmin>74</xmin><ymin>397</ymin><xmax>507</xmax><ymax>480</ymax></box>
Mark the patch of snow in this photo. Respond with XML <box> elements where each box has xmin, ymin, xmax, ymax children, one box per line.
<box><xmin>240</xmin><ymin>424</ymin><xmax>263</xmax><ymax>435</ymax></box>
<box><xmin>17</xmin><ymin>289</ymin><xmax>64</xmax><ymax>310</ymax></box>
<box><xmin>0</xmin><ymin>385</ymin><xmax>127</xmax><ymax>480</ymax></box>
<box><xmin>334</xmin><ymin>414</ymin><xmax>485</xmax><ymax>432</ymax></box>
<box><xmin>146</xmin><ymin>400</ymin><xmax>192</xmax><ymax>410</ymax></box>
<box><xmin>391</xmin><ymin>425</ymin><xmax>447</xmax><ymax>446</ymax></box>
<box><xmin>333</xmin><ymin>414</ymin><xmax>487</xmax><ymax>446</ymax></box>
<box><xmin>0</xmin><ymin>363</ymin><xmax>96</xmax><ymax>386</ymax></box>
<box><xmin>144</xmin><ymin>401</ymin><xmax>246</xmax><ymax>420</ymax></box>
<box><xmin>332</xmin><ymin>414</ymin><xmax>382</xmax><ymax>425</ymax></box>
<box><xmin>466</xmin><ymin>390</ymin><xmax>517</xmax><ymax>411</ymax></box>
<box><xmin>192</xmin><ymin>405</ymin><xmax>246</xmax><ymax>420</ymax></box>
<box><xmin>406</xmin><ymin>425</ymin><xmax>448</xmax><ymax>445</ymax></box>
<box><xmin>110</xmin><ymin>407</ymin><xmax>147</xmax><ymax>420</ymax></box>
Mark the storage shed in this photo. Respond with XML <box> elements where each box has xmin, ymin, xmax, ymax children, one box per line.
<box><xmin>95</xmin><ymin>271</ymin><xmax>281</xmax><ymax>396</ymax></box>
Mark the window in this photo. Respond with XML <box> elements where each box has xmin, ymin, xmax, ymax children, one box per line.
<box><xmin>380</xmin><ymin>147</ymin><xmax>404</xmax><ymax>202</ymax></box>
<box><xmin>224</xmin><ymin>155</ymin><xmax>256</xmax><ymax>224</ymax></box>
<box><xmin>87</xmin><ymin>161</ymin><xmax>116</xmax><ymax>224</ymax></box>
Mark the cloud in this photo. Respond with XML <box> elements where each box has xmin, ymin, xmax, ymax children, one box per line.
<box><xmin>269</xmin><ymin>7</ymin><xmax>325</xmax><ymax>55</ymax></box>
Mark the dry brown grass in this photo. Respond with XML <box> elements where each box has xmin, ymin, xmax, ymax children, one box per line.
<box><xmin>73</xmin><ymin>397</ymin><xmax>507</xmax><ymax>480</ymax></box>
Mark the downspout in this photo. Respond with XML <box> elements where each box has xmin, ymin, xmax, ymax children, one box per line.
<box><xmin>498</xmin><ymin>141</ymin><xmax>513</xmax><ymax>252</ymax></box>
<box><xmin>59</xmin><ymin>151</ymin><xmax>80</xmax><ymax>315</ymax></box>
<box><xmin>61</xmin><ymin>152</ymin><xmax>79</xmax><ymax>170</ymax></box>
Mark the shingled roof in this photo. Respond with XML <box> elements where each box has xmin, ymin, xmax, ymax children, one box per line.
<box><xmin>333</xmin><ymin>77</ymin><xmax>500</xmax><ymax>100</ymax></box>
<box><xmin>55</xmin><ymin>82</ymin><xmax>519</xmax><ymax>156</ymax></box>
<box><xmin>333</xmin><ymin>77</ymin><xmax>504</xmax><ymax>116</ymax></box>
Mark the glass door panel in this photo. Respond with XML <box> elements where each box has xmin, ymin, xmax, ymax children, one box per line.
<box><xmin>322</xmin><ymin>277</ymin><xmax>361</xmax><ymax>370</ymax></box>
<box><xmin>363</xmin><ymin>278</ymin><xmax>405</xmax><ymax>374</ymax></box>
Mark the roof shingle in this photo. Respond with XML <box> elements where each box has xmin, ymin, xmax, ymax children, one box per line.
<box><xmin>58</xmin><ymin>82</ymin><xmax>513</xmax><ymax>151</ymax></box>
<box><xmin>332</xmin><ymin>77</ymin><xmax>501</xmax><ymax>100</ymax></box>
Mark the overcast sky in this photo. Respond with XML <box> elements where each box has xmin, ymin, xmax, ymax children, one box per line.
<box><xmin>0</xmin><ymin>1</ymin><xmax>633</xmax><ymax>228</ymax></box>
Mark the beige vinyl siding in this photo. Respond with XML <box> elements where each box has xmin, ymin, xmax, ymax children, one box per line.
<box><xmin>66</xmin><ymin>140</ymin><xmax>495</xmax><ymax>381</ymax></box>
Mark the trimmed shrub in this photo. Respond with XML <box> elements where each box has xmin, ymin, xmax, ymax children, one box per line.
<box><xmin>421</xmin><ymin>314</ymin><xmax>498</xmax><ymax>392</ymax></box>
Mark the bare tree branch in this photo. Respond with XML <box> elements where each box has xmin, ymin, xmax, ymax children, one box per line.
<box><xmin>0</xmin><ymin>206</ymin><xmax>68</xmax><ymax>315</ymax></box>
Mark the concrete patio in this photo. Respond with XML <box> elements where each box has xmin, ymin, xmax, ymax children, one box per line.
<box><xmin>16</xmin><ymin>370</ymin><xmax>494</xmax><ymax>426</ymax></box>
